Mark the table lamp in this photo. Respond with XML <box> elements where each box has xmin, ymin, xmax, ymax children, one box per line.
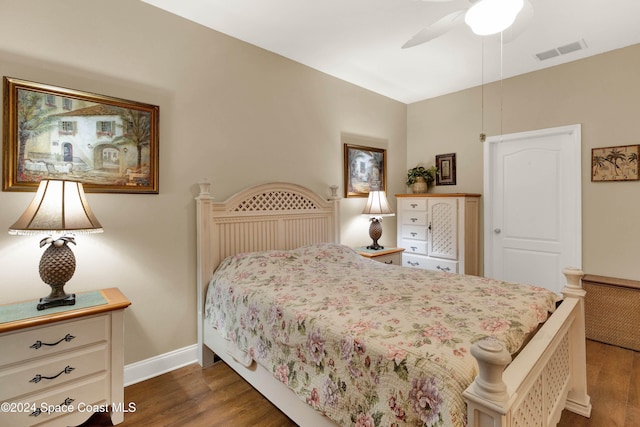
<box><xmin>361</xmin><ymin>190</ymin><xmax>394</xmax><ymax>250</ymax></box>
<box><xmin>8</xmin><ymin>180</ymin><xmax>103</xmax><ymax>310</ymax></box>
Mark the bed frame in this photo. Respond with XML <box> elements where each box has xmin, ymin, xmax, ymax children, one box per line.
<box><xmin>195</xmin><ymin>181</ymin><xmax>592</xmax><ymax>427</ymax></box>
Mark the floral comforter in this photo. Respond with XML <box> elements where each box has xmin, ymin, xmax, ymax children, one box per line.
<box><xmin>205</xmin><ymin>243</ymin><xmax>558</xmax><ymax>427</ymax></box>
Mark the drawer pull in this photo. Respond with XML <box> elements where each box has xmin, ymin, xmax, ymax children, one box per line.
<box><xmin>410</xmin><ymin>203</ymin><xmax>418</xmax><ymax>208</ymax></box>
<box><xmin>30</xmin><ymin>397</ymin><xmax>75</xmax><ymax>417</ymax></box>
<box><xmin>30</xmin><ymin>365</ymin><xmax>75</xmax><ymax>383</ymax></box>
<box><xmin>410</xmin><ymin>246</ymin><xmax>418</xmax><ymax>251</ymax></box>
<box><xmin>30</xmin><ymin>333</ymin><xmax>75</xmax><ymax>350</ymax></box>
<box><xmin>384</xmin><ymin>260</ymin><xmax>393</xmax><ymax>264</ymax></box>
<box><xmin>407</xmin><ymin>261</ymin><xmax>419</xmax><ymax>267</ymax></box>
<box><xmin>436</xmin><ymin>265</ymin><xmax>451</xmax><ymax>272</ymax></box>
<box><xmin>410</xmin><ymin>217</ymin><xmax>418</xmax><ymax>223</ymax></box>
<box><xmin>410</xmin><ymin>232</ymin><xmax>417</xmax><ymax>237</ymax></box>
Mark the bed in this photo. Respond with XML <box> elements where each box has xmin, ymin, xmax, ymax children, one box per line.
<box><xmin>196</xmin><ymin>181</ymin><xmax>592</xmax><ymax>427</ymax></box>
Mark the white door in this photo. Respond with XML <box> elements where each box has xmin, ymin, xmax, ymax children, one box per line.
<box><xmin>484</xmin><ymin>125</ymin><xmax>582</xmax><ymax>294</ymax></box>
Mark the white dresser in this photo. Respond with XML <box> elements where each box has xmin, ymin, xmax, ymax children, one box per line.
<box><xmin>0</xmin><ymin>288</ymin><xmax>130</xmax><ymax>427</ymax></box>
<box><xmin>396</xmin><ymin>194</ymin><xmax>480</xmax><ymax>275</ymax></box>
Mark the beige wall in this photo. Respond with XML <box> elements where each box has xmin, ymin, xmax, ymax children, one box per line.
<box><xmin>0</xmin><ymin>0</ymin><xmax>406</xmax><ymax>364</ymax></box>
<box><xmin>407</xmin><ymin>44</ymin><xmax>640</xmax><ymax>281</ymax></box>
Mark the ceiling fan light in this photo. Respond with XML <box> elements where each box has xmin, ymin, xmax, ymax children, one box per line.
<box><xmin>465</xmin><ymin>0</ymin><xmax>524</xmax><ymax>36</ymax></box>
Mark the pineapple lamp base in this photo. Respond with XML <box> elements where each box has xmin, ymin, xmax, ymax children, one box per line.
<box><xmin>36</xmin><ymin>236</ymin><xmax>77</xmax><ymax>311</ymax></box>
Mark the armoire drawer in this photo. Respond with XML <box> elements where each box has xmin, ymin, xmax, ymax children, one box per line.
<box><xmin>400</xmin><ymin>239</ymin><xmax>427</xmax><ymax>255</ymax></box>
<box><xmin>401</xmin><ymin>225</ymin><xmax>427</xmax><ymax>240</ymax></box>
<box><xmin>402</xmin><ymin>212</ymin><xmax>427</xmax><ymax>226</ymax></box>
<box><xmin>0</xmin><ymin>315</ymin><xmax>109</xmax><ymax>366</ymax></box>
<box><xmin>400</xmin><ymin>199</ymin><xmax>427</xmax><ymax>211</ymax></box>
<box><xmin>402</xmin><ymin>253</ymin><xmax>458</xmax><ymax>273</ymax></box>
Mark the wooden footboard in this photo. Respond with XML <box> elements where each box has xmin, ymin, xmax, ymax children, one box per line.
<box><xmin>464</xmin><ymin>268</ymin><xmax>592</xmax><ymax>427</ymax></box>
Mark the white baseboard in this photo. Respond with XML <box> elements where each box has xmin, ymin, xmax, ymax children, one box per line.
<box><xmin>124</xmin><ymin>344</ymin><xmax>198</xmax><ymax>386</ymax></box>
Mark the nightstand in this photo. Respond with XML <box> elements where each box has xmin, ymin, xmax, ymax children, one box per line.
<box><xmin>0</xmin><ymin>288</ymin><xmax>130</xmax><ymax>427</ymax></box>
<box><xmin>354</xmin><ymin>247</ymin><xmax>405</xmax><ymax>265</ymax></box>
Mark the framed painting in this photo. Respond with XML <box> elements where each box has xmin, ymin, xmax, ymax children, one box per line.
<box><xmin>3</xmin><ymin>77</ymin><xmax>159</xmax><ymax>193</ymax></box>
<box><xmin>591</xmin><ymin>144</ymin><xmax>639</xmax><ymax>182</ymax></box>
<box><xmin>436</xmin><ymin>152</ymin><xmax>456</xmax><ymax>186</ymax></box>
<box><xmin>343</xmin><ymin>144</ymin><xmax>386</xmax><ymax>197</ymax></box>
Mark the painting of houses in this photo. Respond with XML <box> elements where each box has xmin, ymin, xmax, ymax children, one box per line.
<box><xmin>3</xmin><ymin>77</ymin><xmax>158</xmax><ymax>193</ymax></box>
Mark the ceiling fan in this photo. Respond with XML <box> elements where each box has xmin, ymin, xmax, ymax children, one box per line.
<box><xmin>402</xmin><ymin>0</ymin><xmax>534</xmax><ymax>49</ymax></box>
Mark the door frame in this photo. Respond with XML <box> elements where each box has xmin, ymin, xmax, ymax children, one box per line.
<box><xmin>483</xmin><ymin>124</ymin><xmax>582</xmax><ymax>280</ymax></box>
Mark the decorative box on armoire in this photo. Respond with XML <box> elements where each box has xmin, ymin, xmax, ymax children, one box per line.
<box><xmin>396</xmin><ymin>194</ymin><xmax>481</xmax><ymax>275</ymax></box>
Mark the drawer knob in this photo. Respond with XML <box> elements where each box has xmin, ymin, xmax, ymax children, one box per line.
<box><xmin>30</xmin><ymin>333</ymin><xmax>75</xmax><ymax>350</ymax></box>
<box><xmin>30</xmin><ymin>365</ymin><xmax>75</xmax><ymax>383</ymax></box>
<box><xmin>436</xmin><ymin>265</ymin><xmax>451</xmax><ymax>272</ymax></box>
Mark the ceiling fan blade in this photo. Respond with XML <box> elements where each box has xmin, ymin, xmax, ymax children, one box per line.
<box><xmin>502</xmin><ymin>0</ymin><xmax>534</xmax><ymax>43</ymax></box>
<box><xmin>402</xmin><ymin>9</ymin><xmax>466</xmax><ymax>49</ymax></box>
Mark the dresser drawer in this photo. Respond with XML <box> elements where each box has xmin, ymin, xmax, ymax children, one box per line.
<box><xmin>400</xmin><ymin>199</ymin><xmax>427</xmax><ymax>211</ymax></box>
<box><xmin>401</xmin><ymin>225</ymin><xmax>427</xmax><ymax>240</ymax></box>
<box><xmin>402</xmin><ymin>211</ymin><xmax>427</xmax><ymax>226</ymax></box>
<box><xmin>0</xmin><ymin>315</ymin><xmax>109</xmax><ymax>366</ymax></box>
<box><xmin>0</xmin><ymin>375</ymin><xmax>109</xmax><ymax>427</ymax></box>
<box><xmin>400</xmin><ymin>239</ymin><xmax>427</xmax><ymax>255</ymax></box>
<box><xmin>0</xmin><ymin>344</ymin><xmax>108</xmax><ymax>401</ymax></box>
<box><xmin>402</xmin><ymin>254</ymin><xmax>458</xmax><ymax>273</ymax></box>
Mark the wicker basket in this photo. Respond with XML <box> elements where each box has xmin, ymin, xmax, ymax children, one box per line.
<box><xmin>583</xmin><ymin>274</ymin><xmax>640</xmax><ymax>351</ymax></box>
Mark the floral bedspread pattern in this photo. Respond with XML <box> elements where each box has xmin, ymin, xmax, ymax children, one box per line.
<box><xmin>205</xmin><ymin>243</ymin><xmax>558</xmax><ymax>427</ymax></box>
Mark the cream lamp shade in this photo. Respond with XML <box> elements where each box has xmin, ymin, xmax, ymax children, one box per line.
<box><xmin>8</xmin><ymin>180</ymin><xmax>103</xmax><ymax>310</ymax></box>
<box><xmin>465</xmin><ymin>0</ymin><xmax>524</xmax><ymax>36</ymax></box>
<box><xmin>9</xmin><ymin>180</ymin><xmax>103</xmax><ymax>235</ymax></box>
<box><xmin>361</xmin><ymin>191</ymin><xmax>394</xmax><ymax>250</ymax></box>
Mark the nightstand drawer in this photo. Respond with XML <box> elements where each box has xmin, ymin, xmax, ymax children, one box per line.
<box><xmin>369</xmin><ymin>252</ymin><xmax>402</xmax><ymax>265</ymax></box>
<box><xmin>0</xmin><ymin>315</ymin><xmax>109</xmax><ymax>366</ymax></box>
<box><xmin>0</xmin><ymin>375</ymin><xmax>108</xmax><ymax>427</ymax></box>
<box><xmin>0</xmin><ymin>344</ymin><xmax>108</xmax><ymax>401</ymax></box>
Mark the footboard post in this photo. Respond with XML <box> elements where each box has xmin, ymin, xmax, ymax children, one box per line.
<box><xmin>561</xmin><ymin>268</ymin><xmax>592</xmax><ymax>417</ymax></box>
<box><xmin>464</xmin><ymin>338</ymin><xmax>512</xmax><ymax>427</ymax></box>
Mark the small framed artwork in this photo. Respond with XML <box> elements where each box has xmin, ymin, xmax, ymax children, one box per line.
<box><xmin>3</xmin><ymin>77</ymin><xmax>159</xmax><ymax>193</ymax></box>
<box><xmin>436</xmin><ymin>153</ymin><xmax>456</xmax><ymax>186</ymax></box>
<box><xmin>591</xmin><ymin>144</ymin><xmax>639</xmax><ymax>182</ymax></box>
<box><xmin>343</xmin><ymin>144</ymin><xmax>386</xmax><ymax>197</ymax></box>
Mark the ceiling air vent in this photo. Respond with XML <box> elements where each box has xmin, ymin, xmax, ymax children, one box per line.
<box><xmin>535</xmin><ymin>39</ymin><xmax>588</xmax><ymax>61</ymax></box>
<box><xmin>536</xmin><ymin>49</ymin><xmax>560</xmax><ymax>61</ymax></box>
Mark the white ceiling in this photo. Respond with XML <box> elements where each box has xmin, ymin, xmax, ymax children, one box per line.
<box><xmin>141</xmin><ymin>0</ymin><xmax>640</xmax><ymax>104</ymax></box>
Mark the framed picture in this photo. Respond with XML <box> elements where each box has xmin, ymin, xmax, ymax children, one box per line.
<box><xmin>343</xmin><ymin>144</ymin><xmax>386</xmax><ymax>197</ymax></box>
<box><xmin>591</xmin><ymin>144</ymin><xmax>639</xmax><ymax>182</ymax></box>
<box><xmin>3</xmin><ymin>77</ymin><xmax>159</xmax><ymax>193</ymax></box>
<box><xmin>436</xmin><ymin>153</ymin><xmax>456</xmax><ymax>185</ymax></box>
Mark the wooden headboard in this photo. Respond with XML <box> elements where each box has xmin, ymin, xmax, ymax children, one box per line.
<box><xmin>195</xmin><ymin>181</ymin><xmax>340</xmax><ymax>365</ymax></box>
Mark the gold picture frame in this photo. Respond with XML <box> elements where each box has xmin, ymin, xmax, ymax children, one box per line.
<box><xmin>3</xmin><ymin>77</ymin><xmax>159</xmax><ymax>193</ymax></box>
<box><xmin>343</xmin><ymin>144</ymin><xmax>386</xmax><ymax>197</ymax></box>
<box><xmin>591</xmin><ymin>144</ymin><xmax>639</xmax><ymax>182</ymax></box>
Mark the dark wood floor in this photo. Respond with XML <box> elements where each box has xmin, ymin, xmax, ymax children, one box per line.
<box><xmin>120</xmin><ymin>340</ymin><xmax>639</xmax><ymax>426</ymax></box>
